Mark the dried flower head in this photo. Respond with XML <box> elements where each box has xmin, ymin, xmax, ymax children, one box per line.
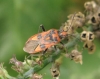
<box><xmin>68</xmin><ymin>12</ymin><xmax>85</xmax><ymax>28</ymax></box>
<box><xmin>10</xmin><ymin>55</ymin><xmax>23</xmax><ymax>68</ymax></box>
<box><xmin>50</xmin><ymin>67</ymin><xmax>60</xmax><ymax>78</ymax></box>
<box><xmin>10</xmin><ymin>55</ymin><xmax>24</xmax><ymax>73</ymax></box>
<box><xmin>90</xmin><ymin>12</ymin><xmax>100</xmax><ymax>32</ymax></box>
<box><xmin>84</xmin><ymin>1</ymin><xmax>100</xmax><ymax>22</ymax></box>
<box><xmin>63</xmin><ymin>21</ymin><xmax>74</xmax><ymax>34</ymax></box>
<box><xmin>88</xmin><ymin>43</ymin><xmax>96</xmax><ymax>54</ymax></box>
<box><xmin>31</xmin><ymin>73</ymin><xmax>43</xmax><ymax>79</ymax></box>
<box><xmin>69</xmin><ymin>49</ymin><xmax>83</xmax><ymax>64</ymax></box>
<box><xmin>84</xmin><ymin>1</ymin><xmax>92</xmax><ymax>11</ymax></box>
<box><xmin>63</xmin><ymin>12</ymin><xmax>85</xmax><ymax>35</ymax></box>
<box><xmin>83</xmin><ymin>41</ymin><xmax>96</xmax><ymax>54</ymax></box>
<box><xmin>84</xmin><ymin>1</ymin><xmax>98</xmax><ymax>13</ymax></box>
<box><xmin>81</xmin><ymin>31</ymin><xmax>95</xmax><ymax>42</ymax></box>
<box><xmin>90</xmin><ymin>13</ymin><xmax>100</xmax><ymax>26</ymax></box>
<box><xmin>11</xmin><ymin>65</ymin><xmax>23</xmax><ymax>73</ymax></box>
<box><xmin>50</xmin><ymin>61</ymin><xmax>60</xmax><ymax>79</ymax></box>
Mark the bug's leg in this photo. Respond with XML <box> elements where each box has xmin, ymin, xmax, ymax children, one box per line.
<box><xmin>37</xmin><ymin>48</ymin><xmax>48</xmax><ymax>65</ymax></box>
<box><xmin>39</xmin><ymin>49</ymin><xmax>48</xmax><ymax>59</ymax></box>
<box><xmin>54</xmin><ymin>45</ymin><xmax>57</xmax><ymax>50</ymax></box>
<box><xmin>40</xmin><ymin>24</ymin><xmax>46</xmax><ymax>31</ymax></box>
<box><xmin>59</xmin><ymin>42</ymin><xmax>68</xmax><ymax>53</ymax></box>
<box><xmin>38</xmin><ymin>24</ymin><xmax>46</xmax><ymax>32</ymax></box>
<box><xmin>60</xmin><ymin>42</ymin><xmax>64</xmax><ymax>45</ymax></box>
<box><xmin>42</xmin><ymin>48</ymin><xmax>48</xmax><ymax>55</ymax></box>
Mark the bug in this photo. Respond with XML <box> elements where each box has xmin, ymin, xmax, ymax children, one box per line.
<box><xmin>23</xmin><ymin>25</ymin><xmax>67</xmax><ymax>54</ymax></box>
<box><xmin>23</xmin><ymin>14</ymin><xmax>75</xmax><ymax>54</ymax></box>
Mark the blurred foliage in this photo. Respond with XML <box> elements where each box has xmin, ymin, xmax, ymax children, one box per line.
<box><xmin>0</xmin><ymin>0</ymin><xmax>100</xmax><ymax>79</ymax></box>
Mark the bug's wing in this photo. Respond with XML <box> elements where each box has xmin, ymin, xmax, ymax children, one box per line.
<box><xmin>23</xmin><ymin>40</ymin><xmax>39</xmax><ymax>53</ymax></box>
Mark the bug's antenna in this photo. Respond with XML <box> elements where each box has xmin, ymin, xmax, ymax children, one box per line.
<box><xmin>66</xmin><ymin>12</ymin><xmax>76</xmax><ymax>32</ymax></box>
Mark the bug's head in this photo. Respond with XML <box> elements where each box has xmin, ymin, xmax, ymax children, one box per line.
<box><xmin>58</xmin><ymin>30</ymin><xmax>67</xmax><ymax>39</ymax></box>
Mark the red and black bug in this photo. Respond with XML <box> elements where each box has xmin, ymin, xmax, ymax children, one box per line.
<box><xmin>23</xmin><ymin>14</ymin><xmax>75</xmax><ymax>54</ymax></box>
<box><xmin>23</xmin><ymin>25</ymin><xmax>67</xmax><ymax>54</ymax></box>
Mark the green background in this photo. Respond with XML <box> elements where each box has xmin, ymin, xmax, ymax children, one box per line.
<box><xmin>0</xmin><ymin>0</ymin><xmax>100</xmax><ymax>79</ymax></box>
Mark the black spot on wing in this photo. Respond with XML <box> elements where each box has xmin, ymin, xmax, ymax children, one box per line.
<box><xmin>23</xmin><ymin>40</ymin><xmax>39</xmax><ymax>53</ymax></box>
<box><xmin>40</xmin><ymin>44</ymin><xmax>46</xmax><ymax>48</ymax></box>
<box><xmin>53</xmin><ymin>37</ymin><xmax>58</xmax><ymax>42</ymax></box>
<box><xmin>44</xmin><ymin>32</ymin><xmax>53</xmax><ymax>42</ymax></box>
<box><xmin>49</xmin><ymin>34</ymin><xmax>54</xmax><ymax>41</ymax></box>
<box><xmin>37</xmin><ymin>34</ymin><xmax>42</xmax><ymax>39</ymax></box>
<box><xmin>50</xmin><ymin>29</ymin><xmax>56</xmax><ymax>34</ymax></box>
<box><xmin>44</xmin><ymin>30</ymin><xmax>58</xmax><ymax>43</ymax></box>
